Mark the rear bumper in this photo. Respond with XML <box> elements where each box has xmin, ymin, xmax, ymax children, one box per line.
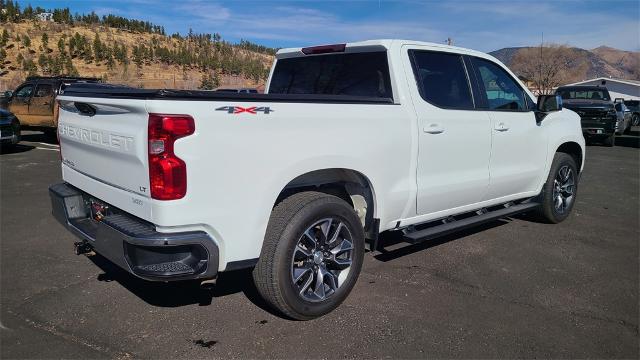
<box><xmin>581</xmin><ymin>118</ymin><xmax>616</xmax><ymax>137</ymax></box>
<box><xmin>49</xmin><ymin>182</ymin><xmax>219</xmax><ymax>281</ymax></box>
<box><xmin>582</xmin><ymin>127</ymin><xmax>614</xmax><ymax>137</ymax></box>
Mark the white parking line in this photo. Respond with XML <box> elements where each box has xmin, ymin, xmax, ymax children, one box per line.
<box><xmin>36</xmin><ymin>147</ymin><xmax>60</xmax><ymax>152</ymax></box>
<box><xmin>36</xmin><ymin>142</ymin><xmax>60</xmax><ymax>148</ymax></box>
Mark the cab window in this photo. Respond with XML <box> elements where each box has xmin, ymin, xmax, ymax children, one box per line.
<box><xmin>14</xmin><ymin>84</ymin><xmax>34</xmax><ymax>100</ymax></box>
<box><xmin>471</xmin><ymin>58</ymin><xmax>527</xmax><ymax>111</ymax></box>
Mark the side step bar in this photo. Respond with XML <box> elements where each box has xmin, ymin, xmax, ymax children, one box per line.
<box><xmin>403</xmin><ymin>202</ymin><xmax>539</xmax><ymax>244</ymax></box>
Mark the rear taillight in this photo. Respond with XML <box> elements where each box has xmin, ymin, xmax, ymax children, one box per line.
<box><xmin>148</xmin><ymin>114</ymin><xmax>195</xmax><ymax>200</ymax></box>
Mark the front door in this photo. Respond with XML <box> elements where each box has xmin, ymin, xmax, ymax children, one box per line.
<box><xmin>405</xmin><ymin>48</ymin><xmax>492</xmax><ymax>216</ymax></box>
<box><xmin>468</xmin><ymin>57</ymin><xmax>548</xmax><ymax>200</ymax></box>
<box><xmin>8</xmin><ymin>83</ymin><xmax>34</xmax><ymax>124</ymax></box>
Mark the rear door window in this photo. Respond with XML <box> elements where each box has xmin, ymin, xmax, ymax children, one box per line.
<box><xmin>471</xmin><ymin>57</ymin><xmax>527</xmax><ymax>111</ymax></box>
<box><xmin>34</xmin><ymin>83</ymin><xmax>53</xmax><ymax>98</ymax></box>
<box><xmin>269</xmin><ymin>51</ymin><xmax>392</xmax><ymax>99</ymax></box>
<box><xmin>409</xmin><ymin>50</ymin><xmax>474</xmax><ymax>109</ymax></box>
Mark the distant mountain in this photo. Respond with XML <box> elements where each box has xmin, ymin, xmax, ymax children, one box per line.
<box><xmin>490</xmin><ymin>46</ymin><xmax>640</xmax><ymax>83</ymax></box>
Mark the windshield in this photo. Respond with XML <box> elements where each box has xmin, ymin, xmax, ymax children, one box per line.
<box><xmin>557</xmin><ymin>88</ymin><xmax>610</xmax><ymax>101</ymax></box>
<box><xmin>268</xmin><ymin>51</ymin><xmax>392</xmax><ymax>99</ymax></box>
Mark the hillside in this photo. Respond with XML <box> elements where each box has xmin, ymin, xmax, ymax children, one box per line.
<box><xmin>490</xmin><ymin>45</ymin><xmax>640</xmax><ymax>84</ymax></box>
<box><xmin>0</xmin><ymin>4</ymin><xmax>276</xmax><ymax>91</ymax></box>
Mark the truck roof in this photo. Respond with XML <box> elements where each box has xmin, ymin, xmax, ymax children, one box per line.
<box><xmin>276</xmin><ymin>39</ymin><xmax>492</xmax><ymax>60</ymax></box>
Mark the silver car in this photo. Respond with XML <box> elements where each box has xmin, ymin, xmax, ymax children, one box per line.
<box><xmin>614</xmin><ymin>101</ymin><xmax>632</xmax><ymax>135</ymax></box>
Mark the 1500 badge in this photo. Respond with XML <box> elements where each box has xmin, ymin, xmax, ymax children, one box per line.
<box><xmin>215</xmin><ymin>106</ymin><xmax>274</xmax><ymax>114</ymax></box>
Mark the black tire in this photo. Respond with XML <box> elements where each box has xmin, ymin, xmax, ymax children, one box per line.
<box><xmin>253</xmin><ymin>191</ymin><xmax>365</xmax><ymax>320</ymax></box>
<box><xmin>603</xmin><ymin>133</ymin><xmax>615</xmax><ymax>147</ymax></box>
<box><xmin>43</xmin><ymin>129</ymin><xmax>58</xmax><ymax>143</ymax></box>
<box><xmin>13</xmin><ymin>121</ymin><xmax>21</xmax><ymax>144</ymax></box>
<box><xmin>537</xmin><ymin>152</ymin><xmax>579</xmax><ymax>224</ymax></box>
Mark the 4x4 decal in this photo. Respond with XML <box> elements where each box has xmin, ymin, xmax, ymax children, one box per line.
<box><xmin>215</xmin><ymin>106</ymin><xmax>274</xmax><ymax>114</ymax></box>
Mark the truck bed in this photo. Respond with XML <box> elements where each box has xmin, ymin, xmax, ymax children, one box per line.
<box><xmin>61</xmin><ymin>83</ymin><xmax>395</xmax><ymax>104</ymax></box>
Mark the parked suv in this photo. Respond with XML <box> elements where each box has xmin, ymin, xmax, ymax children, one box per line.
<box><xmin>50</xmin><ymin>40</ymin><xmax>584</xmax><ymax>319</ymax></box>
<box><xmin>3</xmin><ymin>76</ymin><xmax>99</xmax><ymax>135</ymax></box>
<box><xmin>555</xmin><ymin>85</ymin><xmax>617</xmax><ymax>146</ymax></box>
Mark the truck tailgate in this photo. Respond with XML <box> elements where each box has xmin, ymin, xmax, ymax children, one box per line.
<box><xmin>57</xmin><ymin>97</ymin><xmax>150</xmax><ymax>198</ymax></box>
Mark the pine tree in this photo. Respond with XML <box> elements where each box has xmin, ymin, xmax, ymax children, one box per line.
<box><xmin>57</xmin><ymin>38</ymin><xmax>65</xmax><ymax>54</ymax></box>
<box><xmin>38</xmin><ymin>53</ymin><xmax>49</xmax><ymax>74</ymax></box>
<box><xmin>93</xmin><ymin>33</ymin><xmax>103</xmax><ymax>62</ymax></box>
<box><xmin>199</xmin><ymin>71</ymin><xmax>220</xmax><ymax>90</ymax></box>
<box><xmin>41</xmin><ymin>33</ymin><xmax>48</xmax><ymax>49</ymax></box>
<box><xmin>22</xmin><ymin>35</ymin><xmax>30</xmax><ymax>48</ymax></box>
<box><xmin>0</xmin><ymin>29</ymin><xmax>9</xmax><ymax>47</ymax></box>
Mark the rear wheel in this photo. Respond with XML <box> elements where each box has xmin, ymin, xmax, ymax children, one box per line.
<box><xmin>537</xmin><ymin>153</ymin><xmax>578</xmax><ymax>223</ymax></box>
<box><xmin>253</xmin><ymin>191</ymin><xmax>365</xmax><ymax>320</ymax></box>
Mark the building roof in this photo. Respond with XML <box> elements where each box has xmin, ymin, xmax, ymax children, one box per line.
<box><xmin>565</xmin><ymin>77</ymin><xmax>640</xmax><ymax>87</ymax></box>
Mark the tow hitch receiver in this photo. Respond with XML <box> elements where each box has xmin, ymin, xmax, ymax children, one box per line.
<box><xmin>74</xmin><ymin>241</ymin><xmax>92</xmax><ymax>255</ymax></box>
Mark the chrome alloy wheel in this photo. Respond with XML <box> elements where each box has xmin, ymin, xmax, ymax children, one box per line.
<box><xmin>552</xmin><ymin>165</ymin><xmax>575</xmax><ymax>214</ymax></box>
<box><xmin>290</xmin><ymin>218</ymin><xmax>354</xmax><ymax>302</ymax></box>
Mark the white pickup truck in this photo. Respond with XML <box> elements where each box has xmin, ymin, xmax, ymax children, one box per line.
<box><xmin>50</xmin><ymin>39</ymin><xmax>585</xmax><ymax>320</ymax></box>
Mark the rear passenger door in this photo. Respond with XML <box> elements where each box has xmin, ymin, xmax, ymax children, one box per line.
<box><xmin>29</xmin><ymin>82</ymin><xmax>55</xmax><ymax>126</ymax></box>
<box><xmin>468</xmin><ymin>57</ymin><xmax>548</xmax><ymax>200</ymax></box>
<box><xmin>405</xmin><ymin>48</ymin><xmax>492</xmax><ymax>216</ymax></box>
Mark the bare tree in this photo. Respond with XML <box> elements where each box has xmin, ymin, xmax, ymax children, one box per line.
<box><xmin>510</xmin><ymin>44</ymin><xmax>579</xmax><ymax>95</ymax></box>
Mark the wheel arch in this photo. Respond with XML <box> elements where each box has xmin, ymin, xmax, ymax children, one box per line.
<box><xmin>274</xmin><ymin>168</ymin><xmax>378</xmax><ymax>236</ymax></box>
<box><xmin>556</xmin><ymin>141</ymin><xmax>584</xmax><ymax>170</ymax></box>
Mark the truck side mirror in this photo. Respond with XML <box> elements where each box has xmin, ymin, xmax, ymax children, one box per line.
<box><xmin>537</xmin><ymin>94</ymin><xmax>563</xmax><ymax>112</ymax></box>
<box><xmin>536</xmin><ymin>95</ymin><xmax>563</xmax><ymax>122</ymax></box>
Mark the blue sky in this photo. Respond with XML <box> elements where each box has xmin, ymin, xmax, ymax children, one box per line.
<box><xmin>19</xmin><ymin>0</ymin><xmax>640</xmax><ymax>51</ymax></box>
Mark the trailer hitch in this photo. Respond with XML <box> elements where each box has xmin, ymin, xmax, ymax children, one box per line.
<box><xmin>73</xmin><ymin>241</ymin><xmax>92</xmax><ymax>255</ymax></box>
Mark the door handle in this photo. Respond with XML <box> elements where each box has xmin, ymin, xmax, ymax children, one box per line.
<box><xmin>424</xmin><ymin>123</ymin><xmax>444</xmax><ymax>134</ymax></box>
<box><xmin>494</xmin><ymin>122</ymin><xmax>509</xmax><ymax>131</ymax></box>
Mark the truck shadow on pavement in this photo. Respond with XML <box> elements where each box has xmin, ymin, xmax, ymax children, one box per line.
<box><xmin>88</xmin><ymin>254</ymin><xmax>279</xmax><ymax>316</ymax></box>
<box><xmin>85</xmin><ymin>219</ymin><xmax>513</xmax><ymax>315</ymax></box>
<box><xmin>0</xmin><ymin>143</ymin><xmax>35</xmax><ymax>154</ymax></box>
<box><xmin>20</xmin><ymin>131</ymin><xmax>59</xmax><ymax>145</ymax></box>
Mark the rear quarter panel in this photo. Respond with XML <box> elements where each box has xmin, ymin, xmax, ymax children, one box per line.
<box><xmin>144</xmin><ymin>99</ymin><xmax>415</xmax><ymax>268</ymax></box>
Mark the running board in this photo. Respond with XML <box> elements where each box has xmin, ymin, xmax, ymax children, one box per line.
<box><xmin>403</xmin><ymin>202</ymin><xmax>540</xmax><ymax>244</ymax></box>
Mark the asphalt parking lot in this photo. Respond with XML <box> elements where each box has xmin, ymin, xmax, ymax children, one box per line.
<box><xmin>1</xmin><ymin>131</ymin><xmax>639</xmax><ymax>359</ymax></box>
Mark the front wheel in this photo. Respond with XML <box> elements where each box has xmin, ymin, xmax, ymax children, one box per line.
<box><xmin>537</xmin><ymin>153</ymin><xmax>579</xmax><ymax>223</ymax></box>
<box><xmin>253</xmin><ymin>191</ymin><xmax>365</xmax><ymax>320</ymax></box>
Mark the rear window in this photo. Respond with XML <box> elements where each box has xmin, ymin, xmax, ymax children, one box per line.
<box><xmin>268</xmin><ymin>51</ymin><xmax>392</xmax><ymax>99</ymax></box>
<box><xmin>557</xmin><ymin>88</ymin><xmax>611</xmax><ymax>101</ymax></box>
